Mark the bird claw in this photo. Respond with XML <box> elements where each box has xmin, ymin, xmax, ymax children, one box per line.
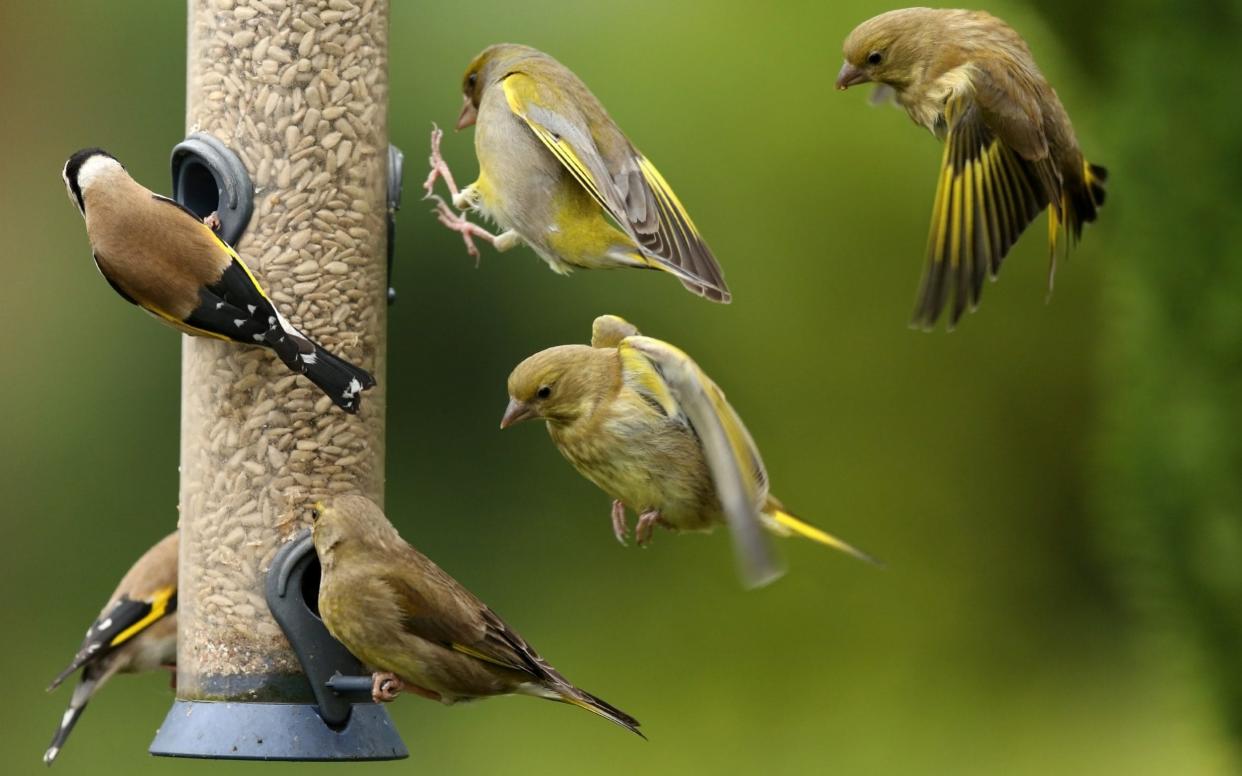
<box><xmin>371</xmin><ymin>671</ymin><xmax>405</xmax><ymax>703</ymax></box>
<box><xmin>611</xmin><ymin>500</ymin><xmax>629</xmax><ymax>546</ymax></box>
<box><xmin>424</xmin><ymin>124</ymin><xmax>463</xmax><ymax>201</ymax></box>
<box><xmin>431</xmin><ymin>197</ymin><xmax>495</xmax><ymax>264</ymax></box>
<box><xmin>635</xmin><ymin>510</ymin><xmax>664</xmax><ymax>546</ymax></box>
<box><xmin>203</xmin><ymin>211</ymin><xmax>222</xmax><ymax>232</ymax></box>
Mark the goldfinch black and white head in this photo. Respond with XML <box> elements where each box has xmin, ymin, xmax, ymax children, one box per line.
<box><xmin>61</xmin><ymin>148</ymin><xmax>122</xmax><ymax>215</ymax></box>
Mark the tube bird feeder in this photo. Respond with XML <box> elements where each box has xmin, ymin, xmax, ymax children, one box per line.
<box><xmin>149</xmin><ymin>0</ymin><xmax>403</xmax><ymax>760</ymax></box>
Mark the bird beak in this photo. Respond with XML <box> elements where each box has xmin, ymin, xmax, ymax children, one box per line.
<box><xmin>499</xmin><ymin>398</ymin><xmax>536</xmax><ymax>429</ymax></box>
<box><xmin>456</xmin><ymin>95</ymin><xmax>478</xmax><ymax>130</ymax></box>
<box><xmin>835</xmin><ymin>62</ymin><xmax>869</xmax><ymax>90</ymax></box>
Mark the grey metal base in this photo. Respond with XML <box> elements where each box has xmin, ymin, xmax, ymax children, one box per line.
<box><xmin>149</xmin><ymin>700</ymin><xmax>408</xmax><ymax>761</ymax></box>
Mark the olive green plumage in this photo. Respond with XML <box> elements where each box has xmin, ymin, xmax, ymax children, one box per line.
<box><xmin>502</xmin><ymin>316</ymin><xmax>877</xmax><ymax>588</ymax></box>
<box><xmin>311</xmin><ymin>495</ymin><xmax>641</xmax><ymax>737</ymax></box>
<box><xmin>447</xmin><ymin>44</ymin><xmax>730</xmax><ymax>301</ymax></box>
<box><xmin>837</xmin><ymin>8</ymin><xmax>1107</xmax><ymax>329</ymax></box>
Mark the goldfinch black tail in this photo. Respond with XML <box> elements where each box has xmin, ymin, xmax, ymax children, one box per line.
<box><xmin>181</xmin><ymin>257</ymin><xmax>375</xmax><ymax>413</ymax></box>
<box><xmin>265</xmin><ymin>320</ymin><xmax>376</xmax><ymax>414</ymax></box>
<box><xmin>44</xmin><ymin>673</ymin><xmax>102</xmax><ymax>766</ymax></box>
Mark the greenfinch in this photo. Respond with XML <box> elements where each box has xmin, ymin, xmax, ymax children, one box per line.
<box><xmin>63</xmin><ymin>149</ymin><xmax>376</xmax><ymax>412</ymax></box>
<box><xmin>502</xmin><ymin>315</ymin><xmax>877</xmax><ymax>588</ymax></box>
<box><xmin>310</xmin><ymin>495</ymin><xmax>642</xmax><ymax>737</ymax></box>
<box><xmin>836</xmin><ymin>9</ymin><xmax>1107</xmax><ymax>329</ymax></box>
<box><xmin>45</xmin><ymin>532</ymin><xmax>178</xmax><ymax>766</ymax></box>
<box><xmin>424</xmin><ymin>44</ymin><xmax>730</xmax><ymax>303</ymax></box>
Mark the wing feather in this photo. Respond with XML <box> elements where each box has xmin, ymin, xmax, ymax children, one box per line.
<box><xmin>501</xmin><ymin>73</ymin><xmax>729</xmax><ymax>301</ymax></box>
<box><xmin>618</xmin><ymin>336</ymin><xmax>782</xmax><ymax>588</ymax></box>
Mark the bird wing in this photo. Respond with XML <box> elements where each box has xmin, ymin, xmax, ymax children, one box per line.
<box><xmin>383</xmin><ymin>554</ymin><xmax>550</xmax><ymax>679</ymax></box>
<box><xmin>500</xmin><ymin>73</ymin><xmax>730</xmax><ymax>301</ymax></box>
<box><xmin>48</xmin><ymin>584</ymin><xmax>176</xmax><ymax>691</ymax></box>
<box><xmin>590</xmin><ymin>314</ymin><xmax>640</xmax><ymax>348</ymax></box>
<box><xmin>617</xmin><ymin>336</ymin><xmax>783</xmax><ymax>588</ymax></box>
<box><xmin>912</xmin><ymin>73</ymin><xmax>1060</xmax><ymax>329</ymax></box>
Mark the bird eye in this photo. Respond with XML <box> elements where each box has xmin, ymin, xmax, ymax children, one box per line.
<box><xmin>536</xmin><ymin>385</ymin><xmax>552</xmax><ymax>400</ymax></box>
<box><xmin>467</xmin><ymin>72</ymin><xmax>478</xmax><ymax>89</ymax></box>
<box><xmin>867</xmin><ymin>51</ymin><xmax>883</xmax><ymax>65</ymax></box>
<box><xmin>310</xmin><ymin>507</ymin><xmax>320</xmax><ymax>522</ymax></box>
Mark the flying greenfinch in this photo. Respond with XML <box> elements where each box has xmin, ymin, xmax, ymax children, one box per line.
<box><xmin>45</xmin><ymin>532</ymin><xmax>178</xmax><ymax>766</ymax></box>
<box><xmin>423</xmin><ymin>43</ymin><xmax>730</xmax><ymax>303</ymax></box>
<box><xmin>310</xmin><ymin>495</ymin><xmax>642</xmax><ymax>737</ymax></box>
<box><xmin>836</xmin><ymin>8</ymin><xmax>1107</xmax><ymax>329</ymax></box>
<box><xmin>501</xmin><ymin>315</ymin><xmax>878</xmax><ymax>589</ymax></box>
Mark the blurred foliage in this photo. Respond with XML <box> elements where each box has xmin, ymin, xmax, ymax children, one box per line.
<box><xmin>0</xmin><ymin>0</ymin><xmax>1236</xmax><ymax>774</ymax></box>
<box><xmin>1089</xmin><ymin>0</ymin><xmax>1242</xmax><ymax>755</ymax></box>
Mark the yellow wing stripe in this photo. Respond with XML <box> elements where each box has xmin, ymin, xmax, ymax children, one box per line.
<box><xmin>617</xmin><ymin>341</ymin><xmax>680</xmax><ymax>418</ymax></box>
<box><xmin>450</xmin><ymin>642</ymin><xmax>524</xmax><ymax>672</ymax></box>
<box><xmin>501</xmin><ymin>76</ymin><xmax>613</xmax><ymax>218</ymax></box>
<box><xmin>145</xmin><ymin>304</ymin><xmax>233</xmax><ymax>341</ymax></box>
<box><xmin>637</xmin><ymin>156</ymin><xmax>702</xmax><ymax>238</ymax></box>
<box><xmin>109</xmin><ymin>585</ymin><xmax>176</xmax><ymax>647</ymax></box>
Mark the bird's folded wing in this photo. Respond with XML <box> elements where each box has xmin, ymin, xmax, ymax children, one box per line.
<box><xmin>48</xmin><ymin>585</ymin><xmax>176</xmax><ymax>690</ymax></box>
<box><xmin>618</xmin><ymin>336</ymin><xmax>783</xmax><ymax>588</ymax></box>
<box><xmin>501</xmin><ymin>73</ymin><xmax>729</xmax><ymax>300</ymax></box>
<box><xmin>385</xmin><ymin>562</ymin><xmax>540</xmax><ymax>678</ymax></box>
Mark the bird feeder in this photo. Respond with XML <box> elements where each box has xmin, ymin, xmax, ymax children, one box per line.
<box><xmin>149</xmin><ymin>0</ymin><xmax>404</xmax><ymax>760</ymax></box>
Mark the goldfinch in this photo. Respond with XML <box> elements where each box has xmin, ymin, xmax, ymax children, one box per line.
<box><xmin>62</xmin><ymin>148</ymin><xmax>376</xmax><ymax>412</ymax></box>
<box><xmin>310</xmin><ymin>495</ymin><xmax>642</xmax><ymax>737</ymax></box>
<box><xmin>502</xmin><ymin>315</ymin><xmax>877</xmax><ymax>588</ymax></box>
<box><xmin>424</xmin><ymin>44</ymin><xmax>730</xmax><ymax>302</ymax></box>
<box><xmin>836</xmin><ymin>8</ymin><xmax>1107</xmax><ymax>328</ymax></box>
<box><xmin>44</xmin><ymin>532</ymin><xmax>178</xmax><ymax>766</ymax></box>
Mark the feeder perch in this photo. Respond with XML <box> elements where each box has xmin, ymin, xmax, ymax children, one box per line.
<box><xmin>170</xmin><ymin>133</ymin><xmax>254</xmax><ymax>245</ymax></box>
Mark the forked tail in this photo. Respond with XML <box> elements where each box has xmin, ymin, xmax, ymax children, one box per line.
<box><xmin>264</xmin><ymin>316</ymin><xmax>376</xmax><ymax>414</ymax></box>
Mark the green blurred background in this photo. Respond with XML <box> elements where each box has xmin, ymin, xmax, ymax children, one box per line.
<box><xmin>4</xmin><ymin>0</ymin><xmax>1239</xmax><ymax>773</ymax></box>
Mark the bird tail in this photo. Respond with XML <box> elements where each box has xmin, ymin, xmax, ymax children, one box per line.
<box><xmin>264</xmin><ymin>312</ymin><xmax>376</xmax><ymax>414</ymax></box>
<box><xmin>1047</xmin><ymin>160</ymin><xmax>1107</xmax><ymax>290</ymax></box>
<box><xmin>556</xmin><ymin>685</ymin><xmax>645</xmax><ymax>739</ymax></box>
<box><xmin>762</xmin><ymin>506</ymin><xmax>882</xmax><ymax>567</ymax></box>
<box><xmin>44</xmin><ymin>674</ymin><xmax>101</xmax><ymax>766</ymax></box>
<box><xmin>1064</xmin><ymin>160</ymin><xmax>1108</xmax><ymax>241</ymax></box>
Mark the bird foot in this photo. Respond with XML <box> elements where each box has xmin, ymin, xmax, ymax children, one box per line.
<box><xmin>371</xmin><ymin>671</ymin><xmax>405</xmax><ymax>703</ymax></box>
<box><xmin>635</xmin><ymin>510</ymin><xmax>666</xmax><ymax>546</ymax></box>
<box><xmin>611</xmin><ymin>500</ymin><xmax>629</xmax><ymax>546</ymax></box>
<box><xmin>203</xmin><ymin>211</ymin><xmax>222</xmax><ymax>232</ymax></box>
<box><xmin>423</xmin><ymin>124</ymin><xmax>464</xmax><ymax>201</ymax></box>
<box><xmin>431</xmin><ymin>198</ymin><xmax>504</xmax><ymax>264</ymax></box>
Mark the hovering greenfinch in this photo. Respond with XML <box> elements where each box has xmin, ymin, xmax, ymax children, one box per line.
<box><xmin>310</xmin><ymin>495</ymin><xmax>642</xmax><ymax>737</ymax></box>
<box><xmin>836</xmin><ymin>8</ymin><xmax>1107</xmax><ymax>329</ymax></box>
<box><xmin>424</xmin><ymin>43</ymin><xmax>730</xmax><ymax>302</ymax></box>
<box><xmin>62</xmin><ymin>148</ymin><xmax>376</xmax><ymax>412</ymax></box>
<box><xmin>45</xmin><ymin>532</ymin><xmax>178</xmax><ymax>766</ymax></box>
<box><xmin>501</xmin><ymin>315</ymin><xmax>878</xmax><ymax>589</ymax></box>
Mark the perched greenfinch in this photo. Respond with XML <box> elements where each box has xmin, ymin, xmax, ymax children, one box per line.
<box><xmin>502</xmin><ymin>315</ymin><xmax>877</xmax><ymax>588</ymax></box>
<box><xmin>836</xmin><ymin>8</ymin><xmax>1107</xmax><ymax>329</ymax></box>
<box><xmin>424</xmin><ymin>43</ymin><xmax>730</xmax><ymax>303</ymax></box>
<box><xmin>45</xmin><ymin>532</ymin><xmax>178</xmax><ymax>766</ymax></box>
<box><xmin>311</xmin><ymin>495</ymin><xmax>642</xmax><ymax>737</ymax></box>
<box><xmin>63</xmin><ymin>149</ymin><xmax>376</xmax><ymax>412</ymax></box>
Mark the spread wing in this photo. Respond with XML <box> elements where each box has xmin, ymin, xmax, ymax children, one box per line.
<box><xmin>383</xmin><ymin>550</ymin><xmax>553</xmax><ymax>681</ymax></box>
<box><xmin>590</xmin><ymin>314</ymin><xmax>640</xmax><ymax>348</ymax></box>
<box><xmin>618</xmin><ymin>336</ymin><xmax>783</xmax><ymax>588</ymax></box>
<box><xmin>48</xmin><ymin>584</ymin><xmax>177</xmax><ymax>691</ymax></box>
<box><xmin>912</xmin><ymin>64</ymin><xmax>1061</xmax><ymax>329</ymax></box>
<box><xmin>501</xmin><ymin>73</ymin><xmax>730</xmax><ymax>302</ymax></box>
